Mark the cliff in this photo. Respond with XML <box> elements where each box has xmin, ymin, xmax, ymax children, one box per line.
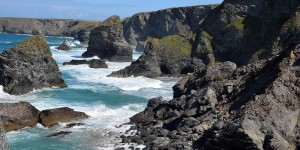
<box><xmin>0</xmin><ymin>35</ymin><xmax>67</xmax><ymax>95</ymax></box>
<box><xmin>120</xmin><ymin>0</ymin><xmax>300</xmax><ymax>149</ymax></box>
<box><xmin>0</xmin><ymin>17</ymin><xmax>101</xmax><ymax>44</ymax></box>
<box><xmin>193</xmin><ymin>0</ymin><xmax>300</xmax><ymax>66</ymax></box>
<box><xmin>123</xmin><ymin>5</ymin><xmax>217</xmax><ymax>51</ymax></box>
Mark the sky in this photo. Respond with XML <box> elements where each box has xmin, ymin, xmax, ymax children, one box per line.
<box><xmin>0</xmin><ymin>0</ymin><xmax>223</xmax><ymax>20</ymax></box>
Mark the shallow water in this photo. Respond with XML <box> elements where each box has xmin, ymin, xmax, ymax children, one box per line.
<box><xmin>0</xmin><ymin>33</ymin><xmax>178</xmax><ymax>150</ymax></box>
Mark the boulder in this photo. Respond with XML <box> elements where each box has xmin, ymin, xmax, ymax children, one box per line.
<box><xmin>0</xmin><ymin>118</ymin><xmax>9</xmax><ymax>150</ymax></box>
<box><xmin>82</xmin><ymin>16</ymin><xmax>132</xmax><ymax>62</ymax></box>
<box><xmin>63</xmin><ymin>59</ymin><xmax>87</xmax><ymax>65</ymax></box>
<box><xmin>109</xmin><ymin>35</ymin><xmax>204</xmax><ymax>78</ymax></box>
<box><xmin>0</xmin><ymin>101</ymin><xmax>40</xmax><ymax>131</ymax></box>
<box><xmin>38</xmin><ymin>107</ymin><xmax>88</xmax><ymax>127</ymax></box>
<box><xmin>88</xmin><ymin>59</ymin><xmax>108</xmax><ymax>68</ymax></box>
<box><xmin>57</xmin><ymin>38</ymin><xmax>71</xmax><ymax>50</ymax></box>
<box><xmin>63</xmin><ymin>59</ymin><xmax>108</xmax><ymax>68</ymax></box>
<box><xmin>0</xmin><ymin>35</ymin><xmax>67</xmax><ymax>95</ymax></box>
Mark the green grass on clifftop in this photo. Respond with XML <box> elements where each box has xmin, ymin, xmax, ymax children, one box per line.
<box><xmin>14</xmin><ymin>35</ymin><xmax>50</xmax><ymax>55</ymax></box>
<box><xmin>149</xmin><ymin>35</ymin><xmax>192</xmax><ymax>64</ymax></box>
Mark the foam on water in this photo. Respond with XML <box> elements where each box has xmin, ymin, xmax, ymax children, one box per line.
<box><xmin>0</xmin><ymin>33</ymin><xmax>179</xmax><ymax>150</ymax></box>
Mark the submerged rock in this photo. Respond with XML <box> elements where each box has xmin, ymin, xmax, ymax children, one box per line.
<box><xmin>0</xmin><ymin>101</ymin><xmax>40</xmax><ymax>132</ymax></box>
<box><xmin>109</xmin><ymin>35</ymin><xmax>204</xmax><ymax>78</ymax></box>
<box><xmin>38</xmin><ymin>107</ymin><xmax>88</xmax><ymax>127</ymax></box>
<box><xmin>82</xmin><ymin>16</ymin><xmax>132</xmax><ymax>62</ymax></box>
<box><xmin>65</xmin><ymin>123</ymin><xmax>85</xmax><ymax>128</ymax></box>
<box><xmin>57</xmin><ymin>38</ymin><xmax>71</xmax><ymax>51</ymax></box>
<box><xmin>46</xmin><ymin>131</ymin><xmax>72</xmax><ymax>138</ymax></box>
<box><xmin>0</xmin><ymin>35</ymin><xmax>67</xmax><ymax>95</ymax></box>
<box><xmin>63</xmin><ymin>59</ymin><xmax>108</xmax><ymax>68</ymax></box>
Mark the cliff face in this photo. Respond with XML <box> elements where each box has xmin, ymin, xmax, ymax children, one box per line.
<box><xmin>193</xmin><ymin>0</ymin><xmax>300</xmax><ymax>66</ymax></box>
<box><xmin>0</xmin><ymin>35</ymin><xmax>67</xmax><ymax>95</ymax></box>
<box><xmin>123</xmin><ymin>5</ymin><xmax>217</xmax><ymax>51</ymax></box>
<box><xmin>0</xmin><ymin>17</ymin><xmax>101</xmax><ymax>44</ymax></box>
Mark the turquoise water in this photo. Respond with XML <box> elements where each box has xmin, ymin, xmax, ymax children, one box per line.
<box><xmin>0</xmin><ymin>33</ymin><xmax>178</xmax><ymax>150</ymax></box>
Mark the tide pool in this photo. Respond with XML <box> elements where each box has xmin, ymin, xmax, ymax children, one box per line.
<box><xmin>0</xmin><ymin>33</ymin><xmax>178</xmax><ymax>150</ymax></box>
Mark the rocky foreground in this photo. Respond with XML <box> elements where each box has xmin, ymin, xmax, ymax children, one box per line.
<box><xmin>0</xmin><ymin>35</ymin><xmax>67</xmax><ymax>95</ymax></box>
<box><xmin>118</xmin><ymin>0</ymin><xmax>300</xmax><ymax>149</ymax></box>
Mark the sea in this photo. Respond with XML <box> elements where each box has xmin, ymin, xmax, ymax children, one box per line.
<box><xmin>0</xmin><ymin>33</ymin><xmax>178</xmax><ymax>150</ymax></box>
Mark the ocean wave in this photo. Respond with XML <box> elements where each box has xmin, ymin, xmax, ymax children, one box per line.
<box><xmin>0</xmin><ymin>41</ymin><xmax>12</xmax><ymax>44</ymax></box>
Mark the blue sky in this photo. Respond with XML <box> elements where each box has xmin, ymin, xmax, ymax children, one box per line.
<box><xmin>0</xmin><ymin>0</ymin><xmax>223</xmax><ymax>20</ymax></box>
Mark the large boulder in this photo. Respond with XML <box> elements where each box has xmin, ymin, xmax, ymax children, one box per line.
<box><xmin>63</xmin><ymin>59</ymin><xmax>108</xmax><ymax>68</ymax></box>
<box><xmin>0</xmin><ymin>35</ymin><xmax>67</xmax><ymax>95</ymax></box>
<box><xmin>38</xmin><ymin>107</ymin><xmax>88</xmax><ymax>127</ymax></box>
<box><xmin>0</xmin><ymin>118</ymin><xmax>9</xmax><ymax>150</ymax></box>
<box><xmin>109</xmin><ymin>35</ymin><xmax>204</xmax><ymax>78</ymax></box>
<box><xmin>82</xmin><ymin>16</ymin><xmax>132</xmax><ymax>62</ymax></box>
<box><xmin>0</xmin><ymin>101</ymin><xmax>40</xmax><ymax>132</ymax></box>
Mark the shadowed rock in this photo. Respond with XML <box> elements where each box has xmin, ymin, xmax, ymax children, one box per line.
<box><xmin>63</xmin><ymin>59</ymin><xmax>108</xmax><ymax>68</ymax></box>
<box><xmin>0</xmin><ymin>35</ymin><xmax>67</xmax><ymax>95</ymax></box>
<box><xmin>38</xmin><ymin>107</ymin><xmax>88</xmax><ymax>127</ymax></box>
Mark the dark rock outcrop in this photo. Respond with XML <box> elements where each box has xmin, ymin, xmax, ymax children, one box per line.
<box><xmin>192</xmin><ymin>0</ymin><xmax>300</xmax><ymax>66</ymax></box>
<box><xmin>122</xmin><ymin>44</ymin><xmax>300</xmax><ymax>149</ymax></box>
<box><xmin>63</xmin><ymin>59</ymin><xmax>108</xmax><ymax>68</ymax></box>
<box><xmin>0</xmin><ymin>35</ymin><xmax>67</xmax><ymax>95</ymax></box>
<box><xmin>38</xmin><ymin>107</ymin><xmax>88</xmax><ymax>127</ymax></box>
<box><xmin>0</xmin><ymin>118</ymin><xmax>8</xmax><ymax>150</ymax></box>
<box><xmin>119</xmin><ymin>0</ymin><xmax>300</xmax><ymax>149</ymax></box>
<box><xmin>123</xmin><ymin>5</ymin><xmax>217</xmax><ymax>51</ymax></box>
<box><xmin>82</xmin><ymin>16</ymin><xmax>132</xmax><ymax>62</ymax></box>
<box><xmin>109</xmin><ymin>35</ymin><xmax>204</xmax><ymax>78</ymax></box>
<box><xmin>57</xmin><ymin>38</ymin><xmax>71</xmax><ymax>50</ymax></box>
<box><xmin>0</xmin><ymin>17</ymin><xmax>101</xmax><ymax>44</ymax></box>
<box><xmin>0</xmin><ymin>101</ymin><xmax>40</xmax><ymax>132</ymax></box>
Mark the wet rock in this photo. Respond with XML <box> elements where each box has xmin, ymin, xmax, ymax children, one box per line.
<box><xmin>0</xmin><ymin>35</ymin><xmax>67</xmax><ymax>95</ymax></box>
<box><xmin>63</xmin><ymin>59</ymin><xmax>108</xmax><ymax>68</ymax></box>
<box><xmin>0</xmin><ymin>101</ymin><xmax>40</xmax><ymax>131</ymax></box>
<box><xmin>46</xmin><ymin>131</ymin><xmax>72</xmax><ymax>138</ymax></box>
<box><xmin>57</xmin><ymin>38</ymin><xmax>71</xmax><ymax>50</ymax></box>
<box><xmin>38</xmin><ymin>107</ymin><xmax>88</xmax><ymax>127</ymax></box>
<box><xmin>65</xmin><ymin>123</ymin><xmax>85</xmax><ymax>128</ymax></box>
<box><xmin>88</xmin><ymin>59</ymin><xmax>108</xmax><ymax>68</ymax></box>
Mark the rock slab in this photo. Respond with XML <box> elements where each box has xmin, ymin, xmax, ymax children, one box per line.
<box><xmin>0</xmin><ymin>35</ymin><xmax>67</xmax><ymax>95</ymax></box>
<box><xmin>38</xmin><ymin>107</ymin><xmax>88</xmax><ymax>127</ymax></box>
<box><xmin>0</xmin><ymin>101</ymin><xmax>40</xmax><ymax>132</ymax></box>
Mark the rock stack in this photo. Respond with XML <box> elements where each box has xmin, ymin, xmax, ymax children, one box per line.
<box><xmin>82</xmin><ymin>16</ymin><xmax>132</xmax><ymax>62</ymax></box>
<box><xmin>0</xmin><ymin>35</ymin><xmax>67</xmax><ymax>95</ymax></box>
<box><xmin>57</xmin><ymin>38</ymin><xmax>72</xmax><ymax>50</ymax></box>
